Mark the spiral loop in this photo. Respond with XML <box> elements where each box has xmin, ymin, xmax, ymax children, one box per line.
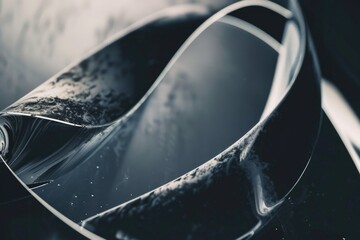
<box><xmin>0</xmin><ymin>123</ymin><xmax>9</xmax><ymax>158</ymax></box>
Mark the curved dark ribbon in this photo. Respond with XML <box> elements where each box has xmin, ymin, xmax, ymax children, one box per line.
<box><xmin>0</xmin><ymin>0</ymin><xmax>321</xmax><ymax>239</ymax></box>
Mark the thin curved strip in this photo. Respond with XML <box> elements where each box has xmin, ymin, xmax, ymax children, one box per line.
<box><xmin>82</xmin><ymin>0</ymin><xmax>322</xmax><ymax>239</ymax></box>
<box><xmin>322</xmin><ymin>79</ymin><xmax>360</xmax><ymax>172</ymax></box>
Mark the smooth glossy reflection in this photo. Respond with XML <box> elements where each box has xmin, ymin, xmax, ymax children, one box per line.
<box><xmin>33</xmin><ymin>19</ymin><xmax>277</xmax><ymax>222</ymax></box>
<box><xmin>80</xmin><ymin>1</ymin><xmax>323</xmax><ymax>238</ymax></box>
<box><xmin>0</xmin><ymin>0</ymin><xmax>324</xmax><ymax>239</ymax></box>
<box><xmin>0</xmin><ymin>6</ymin><xmax>208</xmax><ymax>184</ymax></box>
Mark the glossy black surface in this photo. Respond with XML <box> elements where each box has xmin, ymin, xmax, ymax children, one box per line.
<box><xmin>0</xmin><ymin>0</ymin><xmax>358</xmax><ymax>239</ymax></box>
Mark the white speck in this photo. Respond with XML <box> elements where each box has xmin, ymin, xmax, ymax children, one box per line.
<box><xmin>74</xmin><ymin>195</ymin><xmax>78</xmax><ymax>198</ymax></box>
<box><xmin>90</xmin><ymin>181</ymin><xmax>93</xmax><ymax>185</ymax></box>
<box><xmin>91</xmin><ymin>194</ymin><xmax>94</xmax><ymax>197</ymax></box>
<box><xmin>96</xmin><ymin>166</ymin><xmax>99</xmax><ymax>169</ymax></box>
<box><xmin>57</xmin><ymin>184</ymin><xmax>61</xmax><ymax>187</ymax></box>
<box><xmin>115</xmin><ymin>230</ymin><xmax>127</xmax><ymax>240</ymax></box>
